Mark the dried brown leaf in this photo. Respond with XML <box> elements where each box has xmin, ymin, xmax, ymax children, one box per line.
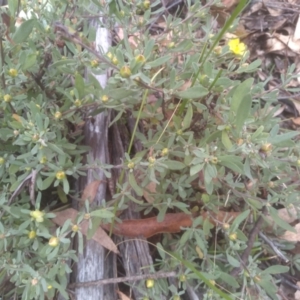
<box><xmin>101</xmin><ymin>211</ymin><xmax>240</xmax><ymax>238</ymax></box>
<box><xmin>80</xmin><ymin>180</ymin><xmax>102</xmax><ymax>206</ymax></box>
<box><xmin>117</xmin><ymin>290</ymin><xmax>131</xmax><ymax>300</ymax></box>
<box><xmin>52</xmin><ymin>208</ymin><xmax>119</xmax><ymax>254</ymax></box>
<box><xmin>143</xmin><ymin>181</ymin><xmax>156</xmax><ymax>203</ymax></box>
<box><xmin>279</xmin><ymin>223</ymin><xmax>300</xmax><ymax>242</ymax></box>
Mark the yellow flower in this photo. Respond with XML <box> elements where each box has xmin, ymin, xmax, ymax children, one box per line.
<box><xmin>146</xmin><ymin>279</ymin><xmax>155</xmax><ymax>288</ymax></box>
<box><xmin>161</xmin><ymin>148</ymin><xmax>169</xmax><ymax>156</ymax></box>
<box><xmin>101</xmin><ymin>95</ymin><xmax>109</xmax><ymax>102</ymax></box>
<box><xmin>30</xmin><ymin>210</ymin><xmax>45</xmax><ymax>222</ymax></box>
<box><xmin>48</xmin><ymin>236</ymin><xmax>59</xmax><ymax>247</ymax></box>
<box><xmin>127</xmin><ymin>161</ymin><xmax>135</xmax><ymax>169</ymax></box>
<box><xmin>228</xmin><ymin>38</ymin><xmax>246</xmax><ymax>56</ymax></box>
<box><xmin>54</xmin><ymin>111</ymin><xmax>62</xmax><ymax>120</ymax></box>
<box><xmin>40</xmin><ymin>156</ymin><xmax>47</xmax><ymax>164</ymax></box>
<box><xmin>74</xmin><ymin>99</ymin><xmax>82</xmax><ymax>107</ymax></box>
<box><xmin>72</xmin><ymin>224</ymin><xmax>79</xmax><ymax>232</ymax></box>
<box><xmin>28</xmin><ymin>230</ymin><xmax>36</xmax><ymax>239</ymax></box>
<box><xmin>56</xmin><ymin>171</ymin><xmax>66</xmax><ymax>180</ymax></box>
<box><xmin>8</xmin><ymin>68</ymin><xmax>18</xmax><ymax>77</ymax></box>
<box><xmin>3</xmin><ymin>94</ymin><xmax>12</xmax><ymax>102</ymax></box>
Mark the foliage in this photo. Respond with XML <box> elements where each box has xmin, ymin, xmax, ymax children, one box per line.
<box><xmin>0</xmin><ymin>0</ymin><xmax>300</xmax><ymax>299</ymax></box>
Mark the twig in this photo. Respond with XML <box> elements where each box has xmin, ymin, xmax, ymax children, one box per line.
<box><xmin>0</xmin><ymin>172</ymin><xmax>33</xmax><ymax>219</ymax></box>
<box><xmin>259</xmin><ymin>232</ymin><xmax>289</xmax><ymax>263</ymax></box>
<box><xmin>68</xmin><ymin>271</ymin><xmax>177</xmax><ymax>289</ymax></box>
<box><xmin>230</xmin><ymin>207</ymin><xmax>267</xmax><ymax>276</ymax></box>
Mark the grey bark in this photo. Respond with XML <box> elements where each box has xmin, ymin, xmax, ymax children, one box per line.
<box><xmin>70</xmin><ymin>15</ymin><xmax>117</xmax><ymax>300</ymax></box>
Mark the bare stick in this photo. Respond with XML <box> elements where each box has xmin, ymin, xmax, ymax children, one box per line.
<box><xmin>230</xmin><ymin>207</ymin><xmax>267</xmax><ymax>276</ymax></box>
<box><xmin>68</xmin><ymin>271</ymin><xmax>177</xmax><ymax>289</ymax></box>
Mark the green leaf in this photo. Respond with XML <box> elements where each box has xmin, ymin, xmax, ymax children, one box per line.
<box><xmin>218</xmin><ymin>155</ymin><xmax>244</xmax><ymax>173</ymax></box>
<box><xmin>190</xmin><ymin>163</ymin><xmax>204</xmax><ymax>176</ymax></box>
<box><xmin>236</xmin><ymin>59</ymin><xmax>261</xmax><ymax>73</ymax></box>
<box><xmin>108</xmin><ymin>88</ymin><xmax>135</xmax><ymax>100</ymax></box>
<box><xmin>87</xmin><ymin>217</ymin><xmax>102</xmax><ymax>240</ymax></box>
<box><xmin>128</xmin><ymin>172</ymin><xmax>143</xmax><ymax>196</ymax></box>
<box><xmin>146</xmin><ymin>55</ymin><xmax>172</xmax><ymax>68</ymax></box>
<box><xmin>226</xmin><ymin>251</ymin><xmax>240</xmax><ymax>267</ymax></box>
<box><xmin>176</xmin><ymin>85</ymin><xmax>208</xmax><ymax>99</ymax></box>
<box><xmin>144</xmin><ymin>38</ymin><xmax>155</xmax><ymax>58</ymax></box>
<box><xmin>182</xmin><ymin>104</ymin><xmax>193</xmax><ymax>129</ymax></box>
<box><xmin>39</xmin><ymin>176</ymin><xmax>55</xmax><ymax>191</ymax></box>
<box><xmin>8</xmin><ymin>0</ymin><xmax>18</xmax><ymax>15</ymax></box>
<box><xmin>50</xmin><ymin>59</ymin><xmax>77</xmax><ymax>69</ymax></box>
<box><xmin>0</xmin><ymin>128</ymin><xmax>13</xmax><ymax>141</ymax></box>
<box><xmin>219</xmin><ymin>272</ymin><xmax>239</xmax><ymax>288</ymax></box>
<box><xmin>57</xmin><ymin>186</ymin><xmax>68</xmax><ymax>203</ymax></box>
<box><xmin>221</xmin><ymin>130</ymin><xmax>233</xmax><ymax>149</ymax></box>
<box><xmin>231</xmin><ymin>209</ymin><xmax>250</xmax><ymax>230</ymax></box>
<box><xmin>235</xmin><ymin>93</ymin><xmax>252</xmax><ymax>133</ymax></box>
<box><xmin>168</xmin><ymin>252</ymin><xmax>233</xmax><ymax>300</ymax></box>
<box><xmin>261</xmin><ymin>265</ymin><xmax>289</xmax><ymax>275</ymax></box>
<box><xmin>90</xmin><ymin>209</ymin><xmax>114</xmax><ymax>219</ymax></box>
<box><xmin>243</xmin><ymin>157</ymin><xmax>253</xmax><ymax>180</ymax></box>
<box><xmin>63</xmin><ymin>178</ymin><xmax>69</xmax><ymax>194</ymax></box>
<box><xmin>75</xmin><ymin>73</ymin><xmax>85</xmax><ymax>98</ymax></box>
<box><xmin>13</xmin><ymin>19</ymin><xmax>36</xmax><ymax>43</ymax></box>
<box><xmin>164</xmin><ymin>160</ymin><xmax>186</xmax><ymax>170</ymax></box>
<box><xmin>22</xmin><ymin>53</ymin><xmax>37</xmax><ymax>71</ymax></box>
<box><xmin>268</xmin><ymin>206</ymin><xmax>296</xmax><ymax>232</ymax></box>
<box><xmin>268</xmin><ymin>131</ymin><xmax>299</xmax><ymax>145</ymax></box>
<box><xmin>48</xmin><ymin>143</ymin><xmax>66</xmax><ymax>156</ymax></box>
<box><xmin>230</xmin><ymin>78</ymin><xmax>253</xmax><ymax>114</ymax></box>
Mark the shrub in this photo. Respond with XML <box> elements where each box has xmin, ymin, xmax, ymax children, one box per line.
<box><xmin>0</xmin><ymin>0</ymin><xmax>299</xmax><ymax>299</ymax></box>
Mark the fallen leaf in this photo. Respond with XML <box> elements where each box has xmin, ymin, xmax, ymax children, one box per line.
<box><xmin>117</xmin><ymin>290</ymin><xmax>131</xmax><ymax>300</ymax></box>
<box><xmin>102</xmin><ymin>211</ymin><xmax>240</xmax><ymax>238</ymax></box>
<box><xmin>80</xmin><ymin>180</ymin><xmax>102</xmax><ymax>207</ymax></box>
<box><xmin>52</xmin><ymin>208</ymin><xmax>119</xmax><ymax>254</ymax></box>
<box><xmin>279</xmin><ymin>223</ymin><xmax>300</xmax><ymax>242</ymax></box>
<box><xmin>295</xmin><ymin>282</ymin><xmax>300</xmax><ymax>300</ymax></box>
<box><xmin>102</xmin><ymin>213</ymin><xmax>193</xmax><ymax>238</ymax></box>
<box><xmin>143</xmin><ymin>181</ymin><xmax>156</xmax><ymax>203</ymax></box>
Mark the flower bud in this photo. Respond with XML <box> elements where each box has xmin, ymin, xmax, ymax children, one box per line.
<box><xmin>120</xmin><ymin>66</ymin><xmax>131</xmax><ymax>78</ymax></box>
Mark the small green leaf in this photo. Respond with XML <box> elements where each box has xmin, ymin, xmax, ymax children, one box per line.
<box><xmin>13</xmin><ymin>19</ymin><xmax>36</xmax><ymax>43</ymax></box>
<box><xmin>182</xmin><ymin>104</ymin><xmax>193</xmax><ymax>130</ymax></box>
<box><xmin>90</xmin><ymin>209</ymin><xmax>114</xmax><ymax>218</ymax></box>
<box><xmin>57</xmin><ymin>186</ymin><xmax>68</xmax><ymax>203</ymax></box>
<box><xmin>230</xmin><ymin>78</ymin><xmax>253</xmax><ymax>113</ymax></box>
<box><xmin>164</xmin><ymin>161</ymin><xmax>186</xmax><ymax>170</ymax></box>
<box><xmin>268</xmin><ymin>131</ymin><xmax>299</xmax><ymax>145</ymax></box>
<box><xmin>190</xmin><ymin>163</ymin><xmax>204</xmax><ymax>176</ymax></box>
<box><xmin>176</xmin><ymin>85</ymin><xmax>208</xmax><ymax>99</ymax></box>
<box><xmin>235</xmin><ymin>94</ymin><xmax>252</xmax><ymax>133</ymax></box>
<box><xmin>63</xmin><ymin>178</ymin><xmax>69</xmax><ymax>194</ymax></box>
<box><xmin>39</xmin><ymin>176</ymin><xmax>55</xmax><ymax>191</ymax></box>
<box><xmin>22</xmin><ymin>53</ymin><xmax>37</xmax><ymax>71</ymax></box>
<box><xmin>261</xmin><ymin>265</ymin><xmax>289</xmax><ymax>275</ymax></box>
<box><xmin>226</xmin><ymin>252</ymin><xmax>240</xmax><ymax>267</ymax></box>
<box><xmin>268</xmin><ymin>206</ymin><xmax>296</xmax><ymax>232</ymax></box>
<box><xmin>146</xmin><ymin>55</ymin><xmax>172</xmax><ymax>68</ymax></box>
<box><xmin>128</xmin><ymin>172</ymin><xmax>143</xmax><ymax>196</ymax></box>
<box><xmin>75</xmin><ymin>73</ymin><xmax>85</xmax><ymax>98</ymax></box>
<box><xmin>222</xmin><ymin>130</ymin><xmax>233</xmax><ymax>149</ymax></box>
<box><xmin>108</xmin><ymin>88</ymin><xmax>134</xmax><ymax>100</ymax></box>
<box><xmin>231</xmin><ymin>209</ymin><xmax>250</xmax><ymax>230</ymax></box>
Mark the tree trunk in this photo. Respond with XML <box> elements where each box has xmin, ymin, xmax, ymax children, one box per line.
<box><xmin>70</xmin><ymin>13</ymin><xmax>117</xmax><ymax>300</ymax></box>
